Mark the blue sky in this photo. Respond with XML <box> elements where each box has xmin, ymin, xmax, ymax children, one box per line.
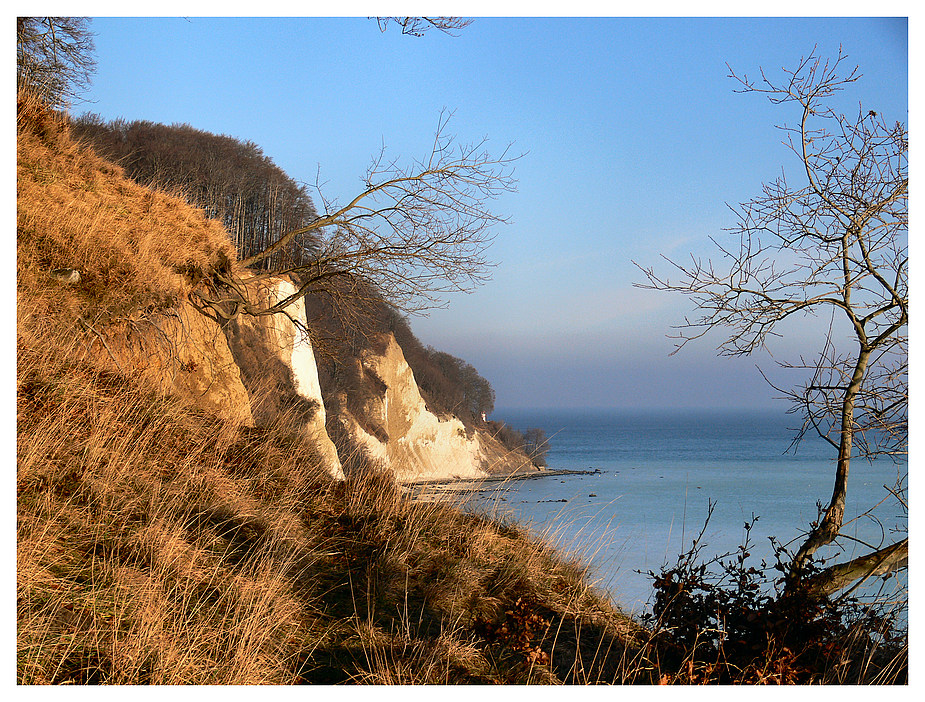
<box><xmin>78</xmin><ymin>13</ymin><xmax>909</xmax><ymax>411</ymax></box>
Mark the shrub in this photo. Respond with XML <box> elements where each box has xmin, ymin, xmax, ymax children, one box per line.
<box><xmin>640</xmin><ymin>504</ymin><xmax>907</xmax><ymax>684</ymax></box>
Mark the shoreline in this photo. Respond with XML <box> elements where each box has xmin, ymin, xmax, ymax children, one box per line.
<box><xmin>404</xmin><ymin>467</ymin><xmax>602</xmax><ymax>485</ymax></box>
<box><xmin>401</xmin><ymin>468</ymin><xmax>603</xmax><ymax>498</ymax></box>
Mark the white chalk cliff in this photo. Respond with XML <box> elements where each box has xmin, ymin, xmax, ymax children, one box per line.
<box><xmin>222</xmin><ymin>276</ymin><xmax>344</xmax><ymax>479</ymax></box>
<box><xmin>98</xmin><ymin>272</ymin><xmax>526</xmax><ymax>484</ymax></box>
<box><xmin>337</xmin><ymin>334</ymin><xmax>535</xmax><ymax>482</ymax></box>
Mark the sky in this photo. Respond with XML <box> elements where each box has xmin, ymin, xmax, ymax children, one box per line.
<box><xmin>69</xmin><ymin>9</ymin><xmax>909</xmax><ymax>412</ymax></box>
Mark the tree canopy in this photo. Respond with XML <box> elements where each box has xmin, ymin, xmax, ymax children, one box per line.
<box><xmin>73</xmin><ymin>117</ymin><xmax>320</xmax><ymax>270</ymax></box>
<box><xmin>17</xmin><ymin>17</ymin><xmax>96</xmax><ymax>108</ymax></box>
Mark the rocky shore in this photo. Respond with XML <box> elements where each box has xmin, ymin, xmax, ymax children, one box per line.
<box><xmin>402</xmin><ymin>468</ymin><xmax>603</xmax><ymax>502</ymax></box>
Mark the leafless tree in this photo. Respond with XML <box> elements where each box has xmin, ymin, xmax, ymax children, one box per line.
<box><xmin>523</xmin><ymin>428</ymin><xmax>550</xmax><ymax>467</ymax></box>
<box><xmin>375</xmin><ymin>17</ymin><xmax>473</xmax><ymax>37</ymax></box>
<box><xmin>17</xmin><ymin>17</ymin><xmax>96</xmax><ymax>108</ymax></box>
<box><xmin>636</xmin><ymin>48</ymin><xmax>907</xmax><ymax>595</ymax></box>
<box><xmin>193</xmin><ymin>109</ymin><xmax>518</xmax><ymax>323</ymax></box>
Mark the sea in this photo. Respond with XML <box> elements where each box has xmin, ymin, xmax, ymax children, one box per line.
<box><xmin>468</xmin><ymin>407</ymin><xmax>908</xmax><ymax>616</ymax></box>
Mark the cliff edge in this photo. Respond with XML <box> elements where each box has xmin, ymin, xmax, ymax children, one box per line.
<box><xmin>335</xmin><ymin>333</ymin><xmax>536</xmax><ymax>482</ymax></box>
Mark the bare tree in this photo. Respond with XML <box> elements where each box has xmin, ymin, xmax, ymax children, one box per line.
<box><xmin>375</xmin><ymin>17</ymin><xmax>473</xmax><ymax>37</ymax></box>
<box><xmin>523</xmin><ymin>428</ymin><xmax>550</xmax><ymax>467</ymax></box>
<box><xmin>636</xmin><ymin>48</ymin><xmax>907</xmax><ymax>595</ymax></box>
<box><xmin>193</xmin><ymin>109</ymin><xmax>518</xmax><ymax>324</ymax></box>
<box><xmin>17</xmin><ymin>17</ymin><xmax>96</xmax><ymax>108</ymax></box>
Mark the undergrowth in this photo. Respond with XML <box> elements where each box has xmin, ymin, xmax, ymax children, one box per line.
<box><xmin>638</xmin><ymin>505</ymin><xmax>907</xmax><ymax>684</ymax></box>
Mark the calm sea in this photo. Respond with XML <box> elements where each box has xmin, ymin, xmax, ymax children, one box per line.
<box><xmin>474</xmin><ymin>408</ymin><xmax>907</xmax><ymax>615</ymax></box>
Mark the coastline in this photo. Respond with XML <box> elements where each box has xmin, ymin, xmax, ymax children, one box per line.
<box><xmin>407</xmin><ymin>467</ymin><xmax>602</xmax><ymax>485</ymax></box>
<box><xmin>401</xmin><ymin>468</ymin><xmax>603</xmax><ymax>501</ymax></box>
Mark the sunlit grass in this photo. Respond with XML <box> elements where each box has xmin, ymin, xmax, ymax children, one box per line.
<box><xmin>16</xmin><ymin>88</ymin><xmax>905</xmax><ymax>685</ymax></box>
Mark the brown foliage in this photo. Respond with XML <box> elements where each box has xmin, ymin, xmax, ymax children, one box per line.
<box><xmin>18</xmin><ymin>90</ymin><xmax>237</xmax><ymax>328</ymax></box>
<box><xmin>72</xmin><ymin>116</ymin><xmax>319</xmax><ymax>270</ymax></box>
<box><xmin>17</xmin><ymin>85</ymin><xmax>646</xmax><ymax>685</ymax></box>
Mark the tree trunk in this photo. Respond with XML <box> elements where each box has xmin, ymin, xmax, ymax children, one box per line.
<box><xmin>789</xmin><ymin>347</ymin><xmax>871</xmax><ymax>580</ymax></box>
<box><xmin>804</xmin><ymin>538</ymin><xmax>908</xmax><ymax>597</ymax></box>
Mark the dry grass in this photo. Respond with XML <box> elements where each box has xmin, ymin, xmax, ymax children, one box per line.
<box><xmin>16</xmin><ymin>345</ymin><xmax>646</xmax><ymax>683</ymax></box>
<box><xmin>16</xmin><ymin>89</ymin><xmax>648</xmax><ymax>685</ymax></box>
<box><xmin>17</xmin><ymin>89</ymin><xmax>236</xmax><ymax>331</ymax></box>
<box><xmin>18</xmin><ymin>86</ymin><xmax>906</xmax><ymax>686</ymax></box>
<box><xmin>16</xmin><ymin>347</ymin><xmax>318</xmax><ymax>683</ymax></box>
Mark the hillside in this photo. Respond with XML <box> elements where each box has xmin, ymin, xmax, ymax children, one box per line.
<box><xmin>71</xmin><ymin>112</ymin><xmax>547</xmax><ymax>466</ymax></box>
<box><xmin>16</xmin><ymin>91</ymin><xmax>649</xmax><ymax>684</ymax></box>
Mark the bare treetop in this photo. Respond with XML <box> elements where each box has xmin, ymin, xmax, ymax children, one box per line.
<box><xmin>17</xmin><ymin>17</ymin><xmax>96</xmax><ymax>108</ymax></box>
<box><xmin>190</xmin><ymin>109</ymin><xmax>520</xmax><ymax>348</ymax></box>
<box><xmin>375</xmin><ymin>17</ymin><xmax>473</xmax><ymax>37</ymax></box>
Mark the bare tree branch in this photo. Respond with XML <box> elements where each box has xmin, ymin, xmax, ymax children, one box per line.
<box><xmin>17</xmin><ymin>17</ymin><xmax>96</xmax><ymax>108</ymax></box>
<box><xmin>193</xmin><ymin>109</ymin><xmax>518</xmax><ymax>332</ymax></box>
<box><xmin>805</xmin><ymin>538</ymin><xmax>908</xmax><ymax>597</ymax></box>
<box><xmin>635</xmin><ymin>48</ymin><xmax>907</xmax><ymax>591</ymax></box>
<box><xmin>374</xmin><ymin>17</ymin><xmax>473</xmax><ymax>37</ymax></box>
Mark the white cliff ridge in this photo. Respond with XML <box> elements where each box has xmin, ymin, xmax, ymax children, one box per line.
<box><xmin>99</xmin><ymin>272</ymin><xmax>524</xmax><ymax>484</ymax></box>
<box><xmin>339</xmin><ymin>334</ymin><xmax>535</xmax><ymax>482</ymax></box>
<box><xmin>264</xmin><ymin>277</ymin><xmax>342</xmax><ymax>479</ymax></box>
<box><xmin>222</xmin><ymin>276</ymin><xmax>344</xmax><ymax>479</ymax></box>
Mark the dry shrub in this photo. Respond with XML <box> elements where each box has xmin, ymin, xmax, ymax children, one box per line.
<box><xmin>639</xmin><ymin>512</ymin><xmax>907</xmax><ymax>684</ymax></box>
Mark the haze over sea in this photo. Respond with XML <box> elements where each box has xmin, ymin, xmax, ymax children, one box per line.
<box><xmin>481</xmin><ymin>407</ymin><xmax>907</xmax><ymax>615</ymax></box>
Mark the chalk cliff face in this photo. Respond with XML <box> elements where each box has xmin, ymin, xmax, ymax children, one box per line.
<box><xmin>335</xmin><ymin>334</ymin><xmax>534</xmax><ymax>482</ymax></box>
<box><xmin>96</xmin><ymin>274</ymin><xmax>519</xmax><ymax>483</ymax></box>
<box><xmin>21</xmin><ymin>98</ymin><xmax>520</xmax><ymax>485</ymax></box>
<box><xmin>96</xmin><ymin>275</ymin><xmax>343</xmax><ymax>479</ymax></box>
<box><xmin>222</xmin><ymin>277</ymin><xmax>344</xmax><ymax>480</ymax></box>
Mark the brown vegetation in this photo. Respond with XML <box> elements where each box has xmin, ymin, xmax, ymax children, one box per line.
<box><xmin>72</xmin><ymin>116</ymin><xmax>319</xmax><ymax>270</ymax></box>
<box><xmin>17</xmin><ymin>86</ymin><xmax>905</xmax><ymax>685</ymax></box>
<box><xmin>17</xmin><ymin>342</ymin><xmax>649</xmax><ymax>683</ymax></box>
<box><xmin>17</xmin><ymin>89</ymin><xmax>237</xmax><ymax>328</ymax></box>
<box><xmin>16</xmin><ymin>90</ymin><xmax>647</xmax><ymax>684</ymax></box>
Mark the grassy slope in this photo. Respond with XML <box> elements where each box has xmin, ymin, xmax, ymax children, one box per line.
<box><xmin>16</xmin><ymin>92</ymin><xmax>648</xmax><ymax>685</ymax></box>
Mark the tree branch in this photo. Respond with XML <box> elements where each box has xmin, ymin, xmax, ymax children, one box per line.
<box><xmin>804</xmin><ymin>538</ymin><xmax>907</xmax><ymax>597</ymax></box>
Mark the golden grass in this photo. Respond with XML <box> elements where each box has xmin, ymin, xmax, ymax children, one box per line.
<box><xmin>17</xmin><ymin>352</ymin><xmax>311</xmax><ymax>683</ymax></box>
<box><xmin>17</xmin><ymin>89</ymin><xmax>236</xmax><ymax>331</ymax></box>
<box><xmin>18</xmin><ymin>87</ymin><xmax>905</xmax><ymax>686</ymax></box>
<box><xmin>16</xmin><ymin>347</ymin><xmax>645</xmax><ymax>683</ymax></box>
<box><xmin>16</xmin><ymin>89</ymin><xmax>647</xmax><ymax>684</ymax></box>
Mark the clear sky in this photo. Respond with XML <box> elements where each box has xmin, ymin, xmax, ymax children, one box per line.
<box><xmin>76</xmin><ymin>10</ymin><xmax>909</xmax><ymax>411</ymax></box>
